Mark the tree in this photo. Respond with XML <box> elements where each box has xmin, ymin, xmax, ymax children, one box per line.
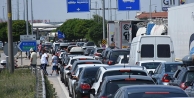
<box><xmin>0</xmin><ymin>22</ymin><xmax>7</xmax><ymax>42</ymax></box>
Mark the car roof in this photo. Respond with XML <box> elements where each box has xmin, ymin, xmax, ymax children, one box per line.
<box><xmin>101</xmin><ymin>65</ymin><xmax>145</xmax><ymax>70</ymax></box>
<box><xmin>70</xmin><ymin>47</ymin><xmax>84</xmax><ymax>52</ymax></box>
<box><xmin>77</xmin><ymin>64</ymin><xmax>108</xmax><ymax>68</ymax></box>
<box><xmin>60</xmin><ymin>43</ymin><xmax>69</xmax><ymax>46</ymax></box>
<box><xmin>162</xmin><ymin>62</ymin><xmax>183</xmax><ymax>64</ymax></box>
<box><xmin>104</xmin><ymin>75</ymin><xmax>153</xmax><ymax>81</ymax></box>
<box><xmin>71</xmin><ymin>56</ymin><xmax>94</xmax><ymax>59</ymax></box>
<box><xmin>138</xmin><ymin>60</ymin><xmax>166</xmax><ymax>63</ymax></box>
<box><xmin>120</xmin><ymin>85</ymin><xmax>186</xmax><ymax>94</ymax></box>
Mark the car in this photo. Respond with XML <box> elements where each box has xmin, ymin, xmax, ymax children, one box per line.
<box><xmin>67</xmin><ymin>45</ymin><xmax>77</xmax><ymax>53</ymax></box>
<box><xmin>104</xmin><ymin>49</ymin><xmax>130</xmax><ymax>65</ymax></box>
<box><xmin>151</xmin><ymin>62</ymin><xmax>183</xmax><ymax>85</ymax></box>
<box><xmin>90</xmin><ymin>65</ymin><xmax>148</xmax><ymax>95</ymax></box>
<box><xmin>136</xmin><ymin>60</ymin><xmax>166</xmax><ymax>75</ymax></box>
<box><xmin>99</xmin><ymin>48</ymin><xmax>112</xmax><ymax>63</ymax></box>
<box><xmin>114</xmin><ymin>55</ymin><xmax>129</xmax><ymax>65</ymax></box>
<box><xmin>76</xmin><ymin>42</ymin><xmax>85</xmax><ymax>47</ymax></box>
<box><xmin>89</xmin><ymin>48</ymin><xmax>105</xmax><ymax>60</ymax></box>
<box><xmin>90</xmin><ymin>75</ymin><xmax>155</xmax><ymax>98</ymax></box>
<box><xmin>60</xmin><ymin>56</ymin><xmax>94</xmax><ymax>86</ymax></box>
<box><xmin>69</xmin><ymin>47</ymin><xmax>84</xmax><ymax>55</ymax></box>
<box><xmin>113</xmin><ymin>85</ymin><xmax>189</xmax><ymax>98</ymax></box>
<box><xmin>84</xmin><ymin>47</ymin><xmax>95</xmax><ymax>56</ymax></box>
<box><xmin>67</xmin><ymin>60</ymin><xmax>102</xmax><ymax>97</ymax></box>
<box><xmin>70</xmin><ymin>64</ymin><xmax>108</xmax><ymax>98</ymax></box>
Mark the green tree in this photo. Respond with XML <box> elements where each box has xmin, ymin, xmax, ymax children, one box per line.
<box><xmin>0</xmin><ymin>22</ymin><xmax>7</xmax><ymax>42</ymax></box>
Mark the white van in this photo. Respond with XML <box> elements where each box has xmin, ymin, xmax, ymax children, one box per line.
<box><xmin>128</xmin><ymin>35</ymin><xmax>175</xmax><ymax>65</ymax></box>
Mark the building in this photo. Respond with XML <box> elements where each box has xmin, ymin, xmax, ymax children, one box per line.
<box><xmin>136</xmin><ymin>11</ymin><xmax>168</xmax><ymax>20</ymax></box>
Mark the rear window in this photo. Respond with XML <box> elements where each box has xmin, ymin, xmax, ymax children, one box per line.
<box><xmin>121</xmin><ymin>57</ymin><xmax>129</xmax><ymax>63</ymax></box>
<box><xmin>107</xmin><ymin>80</ymin><xmax>154</xmax><ymax>95</ymax></box>
<box><xmin>86</xmin><ymin>42</ymin><xmax>95</xmax><ymax>46</ymax></box>
<box><xmin>73</xmin><ymin>62</ymin><xmax>102</xmax><ymax>72</ymax></box>
<box><xmin>128</xmin><ymin>92</ymin><xmax>188</xmax><ymax>98</ymax></box>
<box><xmin>157</xmin><ymin>44</ymin><xmax>170</xmax><ymax>57</ymax></box>
<box><xmin>97</xmin><ymin>49</ymin><xmax>104</xmax><ymax>53</ymax></box>
<box><xmin>165</xmin><ymin>64</ymin><xmax>183</xmax><ymax>72</ymax></box>
<box><xmin>141</xmin><ymin>62</ymin><xmax>161</xmax><ymax>69</ymax></box>
<box><xmin>185</xmin><ymin>71</ymin><xmax>194</xmax><ymax>81</ymax></box>
<box><xmin>141</xmin><ymin>45</ymin><xmax>154</xmax><ymax>57</ymax></box>
<box><xmin>83</xmin><ymin>68</ymin><xmax>98</xmax><ymax>78</ymax></box>
<box><xmin>111</xmin><ymin>51</ymin><xmax>129</xmax><ymax>57</ymax></box>
<box><xmin>102</xmin><ymin>70</ymin><xmax>147</xmax><ymax>79</ymax></box>
<box><xmin>69</xmin><ymin>52</ymin><xmax>84</xmax><ymax>55</ymax></box>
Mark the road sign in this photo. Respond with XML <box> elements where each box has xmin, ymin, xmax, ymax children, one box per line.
<box><xmin>3</xmin><ymin>43</ymin><xmax>18</xmax><ymax>56</ymax></box>
<box><xmin>118</xmin><ymin>0</ymin><xmax>140</xmax><ymax>11</ymax></box>
<box><xmin>18</xmin><ymin>41</ymin><xmax>37</xmax><ymax>52</ymax></box>
<box><xmin>20</xmin><ymin>35</ymin><xmax>36</xmax><ymax>41</ymax></box>
<box><xmin>162</xmin><ymin>7</ymin><xmax>169</xmax><ymax>11</ymax></box>
<box><xmin>101</xmin><ymin>39</ymin><xmax>107</xmax><ymax>45</ymax></box>
<box><xmin>67</xmin><ymin>0</ymin><xmax>90</xmax><ymax>13</ymax></box>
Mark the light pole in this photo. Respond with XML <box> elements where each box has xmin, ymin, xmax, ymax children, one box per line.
<box><xmin>2</xmin><ymin>6</ymin><xmax>5</xmax><ymax>20</ymax></box>
<box><xmin>26</xmin><ymin>0</ymin><xmax>29</xmax><ymax>35</ymax></box>
<box><xmin>102</xmin><ymin>0</ymin><xmax>105</xmax><ymax>39</ymax></box>
<box><xmin>17</xmin><ymin>0</ymin><xmax>19</xmax><ymax>20</ymax></box>
<box><xmin>31</xmin><ymin>0</ymin><xmax>33</xmax><ymax>35</ymax></box>
<box><xmin>149</xmin><ymin>0</ymin><xmax>152</xmax><ymax>21</ymax></box>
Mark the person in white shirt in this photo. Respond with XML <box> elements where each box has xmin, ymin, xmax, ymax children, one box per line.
<box><xmin>41</xmin><ymin>49</ymin><xmax>48</xmax><ymax>75</ymax></box>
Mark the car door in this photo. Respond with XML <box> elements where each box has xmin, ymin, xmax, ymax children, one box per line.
<box><xmin>152</xmin><ymin>63</ymin><xmax>162</xmax><ymax>84</ymax></box>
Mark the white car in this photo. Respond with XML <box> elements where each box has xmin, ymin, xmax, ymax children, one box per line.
<box><xmin>136</xmin><ymin>60</ymin><xmax>166</xmax><ymax>74</ymax></box>
<box><xmin>90</xmin><ymin>65</ymin><xmax>148</xmax><ymax>97</ymax></box>
<box><xmin>68</xmin><ymin>64</ymin><xmax>108</xmax><ymax>97</ymax></box>
<box><xmin>114</xmin><ymin>55</ymin><xmax>129</xmax><ymax>65</ymax></box>
<box><xmin>62</xmin><ymin>56</ymin><xmax>94</xmax><ymax>84</ymax></box>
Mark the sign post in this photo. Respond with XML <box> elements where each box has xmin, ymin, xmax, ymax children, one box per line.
<box><xmin>66</xmin><ymin>0</ymin><xmax>90</xmax><ymax>13</ymax></box>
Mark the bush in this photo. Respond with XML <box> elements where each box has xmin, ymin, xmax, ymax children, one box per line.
<box><xmin>0</xmin><ymin>69</ymin><xmax>35</xmax><ymax>98</ymax></box>
<box><xmin>44</xmin><ymin>75</ymin><xmax>57</xmax><ymax>98</ymax></box>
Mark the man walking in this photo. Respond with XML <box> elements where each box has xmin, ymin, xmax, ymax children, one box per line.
<box><xmin>41</xmin><ymin>49</ymin><xmax>48</xmax><ymax>75</ymax></box>
<box><xmin>50</xmin><ymin>52</ymin><xmax>59</xmax><ymax>76</ymax></box>
<box><xmin>30</xmin><ymin>48</ymin><xmax>37</xmax><ymax>73</ymax></box>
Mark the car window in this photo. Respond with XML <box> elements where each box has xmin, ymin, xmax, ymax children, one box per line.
<box><xmin>102</xmin><ymin>70</ymin><xmax>147</xmax><ymax>79</ymax></box>
<box><xmin>157</xmin><ymin>44</ymin><xmax>170</xmax><ymax>58</ymax></box>
<box><xmin>97</xmin><ymin>49</ymin><xmax>104</xmax><ymax>53</ymax></box>
<box><xmin>121</xmin><ymin>57</ymin><xmax>129</xmax><ymax>63</ymax></box>
<box><xmin>128</xmin><ymin>92</ymin><xmax>188</xmax><ymax>98</ymax></box>
<box><xmin>95</xmin><ymin>69</ymin><xmax>102</xmax><ymax>82</ymax></box>
<box><xmin>82</xmin><ymin>68</ymin><xmax>98</xmax><ymax>78</ymax></box>
<box><xmin>185</xmin><ymin>71</ymin><xmax>194</xmax><ymax>81</ymax></box>
<box><xmin>116</xmin><ymin>57</ymin><xmax>121</xmax><ymax>64</ymax></box>
<box><xmin>141</xmin><ymin>44</ymin><xmax>154</xmax><ymax>58</ymax></box>
<box><xmin>141</xmin><ymin>62</ymin><xmax>161</xmax><ymax>69</ymax></box>
<box><xmin>165</xmin><ymin>64</ymin><xmax>183</xmax><ymax>73</ymax></box>
<box><xmin>154</xmin><ymin>64</ymin><xmax>161</xmax><ymax>74</ymax></box>
<box><xmin>111</xmin><ymin>51</ymin><xmax>129</xmax><ymax>58</ymax></box>
<box><xmin>106</xmin><ymin>80</ymin><xmax>154</xmax><ymax>95</ymax></box>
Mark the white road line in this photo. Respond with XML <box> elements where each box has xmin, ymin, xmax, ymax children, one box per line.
<box><xmin>57</xmin><ymin>77</ymin><xmax>71</xmax><ymax>98</ymax></box>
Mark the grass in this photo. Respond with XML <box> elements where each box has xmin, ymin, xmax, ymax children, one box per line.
<box><xmin>44</xmin><ymin>75</ymin><xmax>57</xmax><ymax>98</ymax></box>
<box><xmin>0</xmin><ymin>69</ymin><xmax>35</xmax><ymax>98</ymax></box>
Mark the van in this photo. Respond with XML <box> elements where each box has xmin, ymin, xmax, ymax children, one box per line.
<box><xmin>128</xmin><ymin>35</ymin><xmax>175</xmax><ymax>65</ymax></box>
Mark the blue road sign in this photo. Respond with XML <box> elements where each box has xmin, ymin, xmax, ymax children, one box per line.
<box><xmin>67</xmin><ymin>0</ymin><xmax>90</xmax><ymax>13</ymax></box>
<box><xmin>18</xmin><ymin>41</ymin><xmax>37</xmax><ymax>52</ymax></box>
<box><xmin>162</xmin><ymin>7</ymin><xmax>169</xmax><ymax>11</ymax></box>
<box><xmin>118</xmin><ymin>0</ymin><xmax>140</xmax><ymax>11</ymax></box>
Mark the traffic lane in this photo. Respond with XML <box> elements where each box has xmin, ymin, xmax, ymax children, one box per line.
<box><xmin>47</xmin><ymin>66</ymin><xmax>70</xmax><ymax>98</ymax></box>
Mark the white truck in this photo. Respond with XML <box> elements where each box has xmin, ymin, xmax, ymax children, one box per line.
<box><xmin>168</xmin><ymin>3</ymin><xmax>194</xmax><ymax>61</ymax></box>
<box><xmin>107</xmin><ymin>20</ymin><xmax>146</xmax><ymax>49</ymax></box>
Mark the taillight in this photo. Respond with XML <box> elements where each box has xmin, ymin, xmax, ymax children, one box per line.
<box><xmin>180</xmin><ymin>83</ymin><xmax>188</xmax><ymax>90</ymax></box>
<box><xmin>94</xmin><ymin>53</ymin><xmax>100</xmax><ymax>56</ymax></box>
<box><xmin>162</xmin><ymin>74</ymin><xmax>170</xmax><ymax>82</ymax></box>
<box><xmin>108</xmin><ymin>61</ymin><xmax>113</xmax><ymax>65</ymax></box>
<box><xmin>80</xmin><ymin>83</ymin><xmax>90</xmax><ymax>90</ymax></box>
<box><xmin>100</xmin><ymin>96</ymin><xmax>107</xmax><ymax>98</ymax></box>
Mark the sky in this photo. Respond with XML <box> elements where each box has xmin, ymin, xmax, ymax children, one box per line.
<box><xmin>0</xmin><ymin>0</ymin><xmax>194</xmax><ymax>22</ymax></box>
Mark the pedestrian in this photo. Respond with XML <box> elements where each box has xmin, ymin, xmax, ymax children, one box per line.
<box><xmin>30</xmin><ymin>48</ymin><xmax>37</xmax><ymax>73</ymax></box>
<box><xmin>40</xmin><ymin>49</ymin><xmax>48</xmax><ymax>75</ymax></box>
<box><xmin>38</xmin><ymin>43</ymin><xmax>42</xmax><ymax>58</ymax></box>
<box><xmin>50</xmin><ymin>52</ymin><xmax>59</xmax><ymax>76</ymax></box>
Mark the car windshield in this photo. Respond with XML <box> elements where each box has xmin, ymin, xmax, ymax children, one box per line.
<box><xmin>69</xmin><ymin>52</ymin><xmax>84</xmax><ymax>55</ymax></box>
<box><xmin>83</xmin><ymin>68</ymin><xmax>98</xmax><ymax>78</ymax></box>
<box><xmin>127</xmin><ymin>92</ymin><xmax>188</xmax><ymax>98</ymax></box>
<box><xmin>106</xmin><ymin>80</ymin><xmax>154</xmax><ymax>95</ymax></box>
<box><xmin>165</xmin><ymin>64</ymin><xmax>183</xmax><ymax>72</ymax></box>
<box><xmin>141</xmin><ymin>62</ymin><xmax>161</xmax><ymax>69</ymax></box>
<box><xmin>102</xmin><ymin>70</ymin><xmax>147</xmax><ymax>79</ymax></box>
<box><xmin>111</xmin><ymin>51</ymin><xmax>129</xmax><ymax>58</ymax></box>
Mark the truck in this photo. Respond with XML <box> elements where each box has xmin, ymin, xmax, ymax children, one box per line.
<box><xmin>107</xmin><ymin>20</ymin><xmax>146</xmax><ymax>49</ymax></box>
<box><xmin>168</xmin><ymin>3</ymin><xmax>194</xmax><ymax>61</ymax></box>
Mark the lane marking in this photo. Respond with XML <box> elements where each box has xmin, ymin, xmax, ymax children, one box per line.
<box><xmin>57</xmin><ymin>77</ymin><xmax>70</xmax><ymax>98</ymax></box>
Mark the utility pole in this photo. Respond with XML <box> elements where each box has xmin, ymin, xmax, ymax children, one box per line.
<box><xmin>2</xmin><ymin>6</ymin><xmax>5</xmax><ymax>20</ymax></box>
<box><xmin>95</xmin><ymin>1</ymin><xmax>97</xmax><ymax>15</ymax></box>
<box><xmin>7</xmin><ymin>0</ymin><xmax>14</xmax><ymax>73</ymax></box>
<box><xmin>102</xmin><ymin>0</ymin><xmax>105</xmax><ymax>39</ymax></box>
<box><xmin>110</xmin><ymin>0</ymin><xmax>112</xmax><ymax>20</ymax></box>
<box><xmin>149</xmin><ymin>0</ymin><xmax>152</xmax><ymax>21</ymax></box>
<box><xmin>31</xmin><ymin>0</ymin><xmax>33</xmax><ymax>35</ymax></box>
<box><xmin>26</xmin><ymin>0</ymin><xmax>29</xmax><ymax>35</ymax></box>
<box><xmin>23</xmin><ymin>0</ymin><xmax>25</xmax><ymax>20</ymax></box>
<box><xmin>115</xmin><ymin>0</ymin><xmax>117</xmax><ymax>20</ymax></box>
<box><xmin>17</xmin><ymin>0</ymin><xmax>19</xmax><ymax>20</ymax></box>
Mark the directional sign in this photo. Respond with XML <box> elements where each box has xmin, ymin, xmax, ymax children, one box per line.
<box><xmin>118</xmin><ymin>0</ymin><xmax>140</xmax><ymax>11</ymax></box>
<box><xmin>20</xmin><ymin>35</ymin><xmax>36</xmax><ymax>41</ymax></box>
<box><xmin>18</xmin><ymin>41</ymin><xmax>37</xmax><ymax>52</ymax></box>
<box><xmin>67</xmin><ymin>0</ymin><xmax>90</xmax><ymax>13</ymax></box>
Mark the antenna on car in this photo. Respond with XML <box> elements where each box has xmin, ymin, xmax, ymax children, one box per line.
<box><xmin>123</xmin><ymin>55</ymin><xmax>127</xmax><ymax>68</ymax></box>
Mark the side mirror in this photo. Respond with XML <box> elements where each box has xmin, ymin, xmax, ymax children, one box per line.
<box><xmin>89</xmin><ymin>89</ymin><xmax>95</xmax><ymax>94</ymax></box>
<box><xmin>149</xmin><ymin>71</ymin><xmax>154</xmax><ymax>76</ymax></box>
<box><xmin>185</xmin><ymin>81</ymin><xmax>193</xmax><ymax>87</ymax></box>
